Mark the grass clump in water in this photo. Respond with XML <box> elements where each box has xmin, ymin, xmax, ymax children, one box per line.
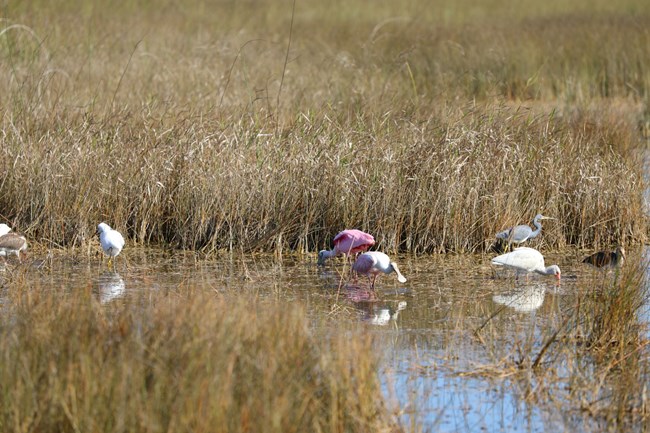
<box><xmin>0</xmin><ymin>287</ymin><xmax>396</xmax><ymax>433</ymax></box>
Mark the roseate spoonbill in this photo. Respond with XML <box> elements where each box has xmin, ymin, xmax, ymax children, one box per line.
<box><xmin>0</xmin><ymin>232</ymin><xmax>28</xmax><ymax>262</ymax></box>
<box><xmin>318</xmin><ymin>229</ymin><xmax>375</xmax><ymax>265</ymax></box>
<box><xmin>496</xmin><ymin>214</ymin><xmax>554</xmax><ymax>249</ymax></box>
<box><xmin>97</xmin><ymin>223</ymin><xmax>125</xmax><ymax>267</ymax></box>
<box><xmin>582</xmin><ymin>246</ymin><xmax>626</xmax><ymax>268</ymax></box>
<box><xmin>491</xmin><ymin>247</ymin><xmax>561</xmax><ymax>280</ymax></box>
<box><xmin>352</xmin><ymin>251</ymin><xmax>407</xmax><ymax>289</ymax></box>
<box><xmin>0</xmin><ymin>224</ymin><xmax>11</xmax><ymax>237</ymax></box>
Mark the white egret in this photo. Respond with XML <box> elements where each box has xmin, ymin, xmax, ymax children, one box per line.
<box><xmin>97</xmin><ymin>223</ymin><xmax>125</xmax><ymax>267</ymax></box>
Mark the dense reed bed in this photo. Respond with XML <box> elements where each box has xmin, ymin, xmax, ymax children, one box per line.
<box><xmin>0</xmin><ymin>0</ymin><xmax>648</xmax><ymax>253</ymax></box>
<box><xmin>0</xmin><ymin>285</ymin><xmax>395</xmax><ymax>433</ymax></box>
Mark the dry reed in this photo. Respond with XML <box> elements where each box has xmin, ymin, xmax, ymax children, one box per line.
<box><xmin>0</xmin><ymin>0</ymin><xmax>647</xmax><ymax>253</ymax></box>
<box><xmin>0</xmin><ymin>285</ymin><xmax>396</xmax><ymax>433</ymax></box>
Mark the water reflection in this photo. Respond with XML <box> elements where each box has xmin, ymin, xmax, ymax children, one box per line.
<box><xmin>94</xmin><ymin>271</ymin><xmax>125</xmax><ymax>304</ymax></box>
<box><xmin>7</xmin><ymin>248</ymin><xmax>648</xmax><ymax>433</ymax></box>
<box><xmin>492</xmin><ymin>284</ymin><xmax>546</xmax><ymax>312</ymax></box>
<box><xmin>359</xmin><ymin>301</ymin><xmax>407</xmax><ymax>326</ymax></box>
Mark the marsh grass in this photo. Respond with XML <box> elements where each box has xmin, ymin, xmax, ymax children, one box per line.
<box><xmin>0</xmin><ymin>0</ymin><xmax>648</xmax><ymax>253</ymax></box>
<box><xmin>0</xmin><ymin>285</ymin><xmax>397</xmax><ymax>433</ymax></box>
<box><xmin>462</xmin><ymin>260</ymin><xmax>650</xmax><ymax>427</ymax></box>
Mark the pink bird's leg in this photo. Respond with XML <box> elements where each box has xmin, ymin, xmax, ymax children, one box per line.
<box><xmin>370</xmin><ymin>274</ymin><xmax>378</xmax><ymax>290</ymax></box>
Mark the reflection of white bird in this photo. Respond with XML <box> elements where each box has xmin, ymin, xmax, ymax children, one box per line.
<box><xmin>367</xmin><ymin>308</ymin><xmax>392</xmax><ymax>326</ymax></box>
<box><xmin>96</xmin><ymin>271</ymin><xmax>125</xmax><ymax>304</ymax></box>
<box><xmin>491</xmin><ymin>247</ymin><xmax>561</xmax><ymax>280</ymax></box>
<box><xmin>493</xmin><ymin>285</ymin><xmax>546</xmax><ymax>312</ymax></box>
<box><xmin>363</xmin><ymin>301</ymin><xmax>407</xmax><ymax>326</ymax></box>
<box><xmin>352</xmin><ymin>251</ymin><xmax>407</xmax><ymax>289</ymax></box>
<box><xmin>97</xmin><ymin>223</ymin><xmax>125</xmax><ymax>267</ymax></box>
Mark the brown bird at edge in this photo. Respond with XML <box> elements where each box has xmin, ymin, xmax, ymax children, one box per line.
<box><xmin>582</xmin><ymin>246</ymin><xmax>626</xmax><ymax>269</ymax></box>
<box><xmin>0</xmin><ymin>232</ymin><xmax>28</xmax><ymax>262</ymax></box>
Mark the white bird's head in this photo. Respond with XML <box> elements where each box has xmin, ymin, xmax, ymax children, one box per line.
<box><xmin>97</xmin><ymin>222</ymin><xmax>111</xmax><ymax>235</ymax></box>
<box><xmin>548</xmin><ymin>265</ymin><xmax>561</xmax><ymax>280</ymax></box>
<box><xmin>317</xmin><ymin>250</ymin><xmax>327</xmax><ymax>265</ymax></box>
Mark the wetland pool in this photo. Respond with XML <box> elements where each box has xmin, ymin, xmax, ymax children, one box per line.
<box><xmin>2</xmin><ymin>247</ymin><xmax>648</xmax><ymax>433</ymax></box>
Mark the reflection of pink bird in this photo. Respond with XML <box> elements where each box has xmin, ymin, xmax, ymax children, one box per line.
<box><xmin>352</xmin><ymin>251</ymin><xmax>407</xmax><ymax>289</ymax></box>
<box><xmin>318</xmin><ymin>229</ymin><xmax>375</xmax><ymax>265</ymax></box>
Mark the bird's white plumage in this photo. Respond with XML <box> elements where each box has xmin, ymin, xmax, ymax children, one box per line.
<box><xmin>491</xmin><ymin>247</ymin><xmax>561</xmax><ymax>279</ymax></box>
<box><xmin>97</xmin><ymin>223</ymin><xmax>125</xmax><ymax>258</ymax></box>
<box><xmin>0</xmin><ymin>224</ymin><xmax>11</xmax><ymax>237</ymax></box>
<box><xmin>352</xmin><ymin>251</ymin><xmax>407</xmax><ymax>288</ymax></box>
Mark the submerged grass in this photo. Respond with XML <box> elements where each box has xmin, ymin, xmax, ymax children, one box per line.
<box><xmin>0</xmin><ymin>0</ymin><xmax>648</xmax><ymax>253</ymax></box>
<box><xmin>467</xmin><ymin>259</ymin><xmax>650</xmax><ymax>429</ymax></box>
<box><xmin>0</xmin><ymin>285</ymin><xmax>396</xmax><ymax>433</ymax></box>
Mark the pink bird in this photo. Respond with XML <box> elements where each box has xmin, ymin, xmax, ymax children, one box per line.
<box><xmin>352</xmin><ymin>251</ymin><xmax>407</xmax><ymax>289</ymax></box>
<box><xmin>317</xmin><ymin>229</ymin><xmax>375</xmax><ymax>265</ymax></box>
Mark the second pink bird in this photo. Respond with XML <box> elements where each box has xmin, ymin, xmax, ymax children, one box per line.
<box><xmin>352</xmin><ymin>251</ymin><xmax>407</xmax><ymax>289</ymax></box>
<box><xmin>317</xmin><ymin>229</ymin><xmax>375</xmax><ymax>265</ymax></box>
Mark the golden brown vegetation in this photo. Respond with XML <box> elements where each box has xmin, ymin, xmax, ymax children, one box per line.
<box><xmin>0</xmin><ymin>285</ymin><xmax>395</xmax><ymax>433</ymax></box>
<box><xmin>0</xmin><ymin>0</ymin><xmax>648</xmax><ymax>253</ymax></box>
<box><xmin>468</xmin><ymin>260</ymin><xmax>650</xmax><ymax>429</ymax></box>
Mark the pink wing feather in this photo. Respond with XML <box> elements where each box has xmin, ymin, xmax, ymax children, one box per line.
<box><xmin>333</xmin><ymin>229</ymin><xmax>375</xmax><ymax>255</ymax></box>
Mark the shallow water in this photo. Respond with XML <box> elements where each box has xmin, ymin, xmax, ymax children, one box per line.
<box><xmin>2</xmin><ymin>247</ymin><xmax>647</xmax><ymax>432</ymax></box>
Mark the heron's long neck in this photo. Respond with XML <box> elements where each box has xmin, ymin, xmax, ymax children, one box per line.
<box><xmin>530</xmin><ymin>217</ymin><xmax>543</xmax><ymax>239</ymax></box>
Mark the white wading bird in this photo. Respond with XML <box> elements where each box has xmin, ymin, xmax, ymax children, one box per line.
<box><xmin>491</xmin><ymin>247</ymin><xmax>561</xmax><ymax>280</ymax></box>
<box><xmin>352</xmin><ymin>251</ymin><xmax>407</xmax><ymax>289</ymax></box>
<box><xmin>97</xmin><ymin>223</ymin><xmax>125</xmax><ymax>267</ymax></box>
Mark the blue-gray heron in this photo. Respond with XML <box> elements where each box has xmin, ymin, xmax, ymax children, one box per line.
<box><xmin>496</xmin><ymin>214</ymin><xmax>554</xmax><ymax>249</ymax></box>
